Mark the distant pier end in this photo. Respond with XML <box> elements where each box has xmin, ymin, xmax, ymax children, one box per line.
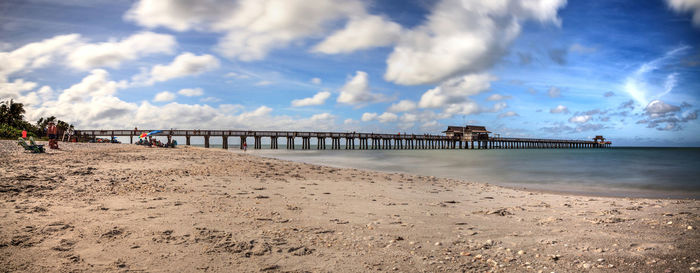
<box><xmin>443</xmin><ymin>125</ymin><xmax>611</xmax><ymax>149</ymax></box>
<box><xmin>73</xmin><ymin>125</ymin><xmax>611</xmax><ymax>150</ymax></box>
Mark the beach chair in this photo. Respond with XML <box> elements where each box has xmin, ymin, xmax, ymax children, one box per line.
<box><xmin>17</xmin><ymin>137</ymin><xmax>45</xmax><ymax>153</ymax></box>
<box><xmin>28</xmin><ymin>136</ymin><xmax>38</xmax><ymax>146</ymax></box>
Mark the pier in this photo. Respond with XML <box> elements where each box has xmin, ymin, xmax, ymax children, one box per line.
<box><xmin>73</xmin><ymin>125</ymin><xmax>611</xmax><ymax>150</ymax></box>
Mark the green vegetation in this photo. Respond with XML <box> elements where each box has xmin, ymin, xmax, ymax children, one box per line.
<box><xmin>0</xmin><ymin>100</ymin><xmax>73</xmax><ymax>139</ymax></box>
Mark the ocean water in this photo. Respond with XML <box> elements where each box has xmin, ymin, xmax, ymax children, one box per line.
<box><xmin>243</xmin><ymin>147</ymin><xmax>700</xmax><ymax>199</ymax></box>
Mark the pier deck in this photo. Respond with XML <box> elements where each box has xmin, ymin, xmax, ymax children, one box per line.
<box><xmin>73</xmin><ymin>129</ymin><xmax>611</xmax><ymax>149</ymax></box>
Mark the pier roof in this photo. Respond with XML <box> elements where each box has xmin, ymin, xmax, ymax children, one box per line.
<box><xmin>443</xmin><ymin>125</ymin><xmax>491</xmax><ymax>134</ymax></box>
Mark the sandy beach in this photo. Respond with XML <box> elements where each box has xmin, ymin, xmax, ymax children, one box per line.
<box><xmin>0</xmin><ymin>140</ymin><xmax>698</xmax><ymax>272</ymax></box>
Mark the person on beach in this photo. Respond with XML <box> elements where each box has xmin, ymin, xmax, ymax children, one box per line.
<box><xmin>47</xmin><ymin>121</ymin><xmax>58</xmax><ymax>149</ymax></box>
<box><xmin>21</xmin><ymin>129</ymin><xmax>27</xmax><ymax>139</ymax></box>
<box><xmin>243</xmin><ymin>141</ymin><xmax>247</xmax><ymax>152</ymax></box>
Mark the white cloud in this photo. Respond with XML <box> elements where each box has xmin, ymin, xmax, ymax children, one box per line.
<box><xmin>291</xmin><ymin>91</ymin><xmax>331</xmax><ymax>107</ymax></box>
<box><xmin>20</xmin><ymin>70</ymin><xmax>341</xmax><ymax>131</ymax></box>
<box><xmin>637</xmin><ymin>99</ymin><xmax>698</xmax><ymax>131</ymax></box>
<box><xmin>398</xmin><ymin>111</ymin><xmax>450</xmax><ymax>126</ymax></box>
<box><xmin>0</xmin><ymin>79</ymin><xmax>38</xmax><ymax>100</ymax></box>
<box><xmin>126</xmin><ymin>0</ymin><xmax>368</xmax><ymax>61</ymax></box>
<box><xmin>215</xmin><ymin>0</ymin><xmax>365</xmax><ymax>61</ymax></box>
<box><xmin>418</xmin><ymin>73</ymin><xmax>495</xmax><ymax>109</ymax></box>
<box><xmin>141</xmin><ymin>52</ymin><xmax>220</xmax><ymax>84</ymax></box>
<box><xmin>337</xmin><ymin>71</ymin><xmax>387</xmax><ymax>106</ymax></box>
<box><xmin>17</xmin><ymin>91</ymin><xmax>41</xmax><ymax>106</ymax></box>
<box><xmin>387</xmin><ymin>100</ymin><xmax>417</xmax><ymax>113</ymax></box>
<box><xmin>343</xmin><ymin>118</ymin><xmax>358</xmax><ymax>125</ymax></box>
<box><xmin>361</xmin><ymin>112</ymin><xmax>377</xmax><ymax>122</ymax></box>
<box><xmin>400</xmin><ymin>113</ymin><xmax>418</xmax><ymax>123</ymax></box>
<box><xmin>124</xmin><ymin>0</ymin><xmax>224</xmax><ymax>31</ymax></box>
<box><xmin>360</xmin><ymin>112</ymin><xmax>398</xmax><ymax>123</ymax></box>
<box><xmin>498</xmin><ymin>111</ymin><xmax>519</xmax><ymax>118</ymax></box>
<box><xmin>57</xmin><ymin>69</ymin><xmax>127</xmax><ymax>103</ymax></box>
<box><xmin>154</xmin><ymin>91</ymin><xmax>176</xmax><ymax>102</ymax></box>
<box><xmin>310</xmin><ymin>77</ymin><xmax>322</xmax><ymax>84</ymax></box>
<box><xmin>0</xmin><ymin>42</ymin><xmax>11</xmax><ymax>51</ymax></box>
<box><xmin>492</xmin><ymin>101</ymin><xmax>507</xmax><ymax>112</ymax></box>
<box><xmin>550</xmin><ymin>105</ymin><xmax>569</xmax><ymax>114</ymax></box>
<box><xmin>569</xmin><ymin>43</ymin><xmax>596</xmax><ymax>54</ymax></box>
<box><xmin>27</xmin><ymin>69</ymin><xmax>137</xmax><ymax>127</ymax></box>
<box><xmin>224</xmin><ymin>72</ymin><xmax>251</xmax><ymax>79</ymax></box>
<box><xmin>418</xmin><ymin>87</ymin><xmax>450</xmax><ymax>109</ymax></box>
<box><xmin>68</xmin><ymin>32</ymin><xmax>176</xmax><ymax>70</ymax></box>
<box><xmin>313</xmin><ymin>15</ymin><xmax>402</xmax><ymax>54</ymax></box>
<box><xmin>37</xmin><ymin>86</ymin><xmax>53</xmax><ymax>98</ymax></box>
<box><xmin>200</xmin><ymin>96</ymin><xmax>221</xmax><ymax>103</ymax></box>
<box><xmin>657</xmin><ymin>73</ymin><xmax>678</xmax><ymax>99</ymax></box>
<box><xmin>422</xmin><ymin>98</ymin><xmax>506</xmax><ymax>118</ymax></box>
<box><xmin>218</xmin><ymin>104</ymin><xmax>244</xmax><ymax>113</ymax></box>
<box><xmin>240</xmin><ymin>106</ymin><xmax>273</xmax><ymax>118</ymax></box>
<box><xmin>486</xmin><ymin>94</ymin><xmax>512</xmax><ymax>101</ymax></box>
<box><xmin>645</xmin><ymin>99</ymin><xmax>681</xmax><ymax>118</ymax></box>
<box><xmin>0</xmin><ymin>34</ymin><xmax>81</xmax><ymax>81</ymax></box>
<box><xmin>384</xmin><ymin>0</ymin><xmax>566</xmax><ymax>85</ymax></box>
<box><xmin>377</xmin><ymin>112</ymin><xmax>398</xmax><ymax>123</ymax></box>
<box><xmin>547</xmin><ymin>86</ymin><xmax>561</xmax><ymax>98</ymax></box>
<box><xmin>624</xmin><ymin>46</ymin><xmax>690</xmax><ymax>105</ymax></box>
<box><xmin>254</xmin><ymin>80</ymin><xmax>273</xmax><ymax>86</ymax></box>
<box><xmin>421</xmin><ymin>120</ymin><xmax>440</xmax><ymax>130</ymax></box>
<box><xmin>310</xmin><ymin>112</ymin><xmax>334</xmax><ymax>121</ymax></box>
<box><xmin>568</xmin><ymin>115</ymin><xmax>591</xmax><ymax>123</ymax></box>
<box><xmin>666</xmin><ymin>0</ymin><xmax>700</xmax><ymax>27</ymax></box>
<box><xmin>0</xmin><ymin>33</ymin><xmax>176</xmax><ymax>82</ymax></box>
<box><xmin>178</xmin><ymin>88</ymin><xmax>204</xmax><ymax>97</ymax></box>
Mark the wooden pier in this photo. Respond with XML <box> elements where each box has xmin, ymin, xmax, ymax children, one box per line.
<box><xmin>73</xmin><ymin>126</ymin><xmax>611</xmax><ymax>150</ymax></box>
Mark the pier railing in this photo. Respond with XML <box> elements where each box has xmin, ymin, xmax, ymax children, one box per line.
<box><xmin>73</xmin><ymin>129</ymin><xmax>611</xmax><ymax>150</ymax></box>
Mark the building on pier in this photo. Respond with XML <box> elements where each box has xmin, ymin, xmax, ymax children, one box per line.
<box><xmin>593</xmin><ymin>135</ymin><xmax>611</xmax><ymax>145</ymax></box>
<box><xmin>443</xmin><ymin>125</ymin><xmax>491</xmax><ymax>142</ymax></box>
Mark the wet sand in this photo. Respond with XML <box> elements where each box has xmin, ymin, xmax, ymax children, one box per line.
<box><xmin>0</xmin><ymin>140</ymin><xmax>698</xmax><ymax>272</ymax></box>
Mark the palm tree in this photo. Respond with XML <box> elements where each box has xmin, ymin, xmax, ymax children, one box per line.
<box><xmin>57</xmin><ymin>120</ymin><xmax>69</xmax><ymax>131</ymax></box>
<box><xmin>0</xmin><ymin>100</ymin><xmax>25</xmax><ymax>126</ymax></box>
<box><xmin>0</xmin><ymin>102</ymin><xmax>7</xmax><ymax>124</ymax></box>
<box><xmin>36</xmin><ymin>116</ymin><xmax>56</xmax><ymax>131</ymax></box>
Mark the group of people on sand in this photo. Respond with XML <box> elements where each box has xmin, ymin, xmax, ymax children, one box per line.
<box><xmin>21</xmin><ymin>121</ymin><xmax>59</xmax><ymax>149</ymax></box>
<box><xmin>136</xmin><ymin>136</ymin><xmax>177</xmax><ymax>148</ymax></box>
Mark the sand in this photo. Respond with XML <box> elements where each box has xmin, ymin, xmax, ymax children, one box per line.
<box><xmin>0</xmin><ymin>140</ymin><xmax>698</xmax><ymax>272</ymax></box>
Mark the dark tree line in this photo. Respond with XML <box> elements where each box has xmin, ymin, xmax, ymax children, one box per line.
<box><xmin>0</xmin><ymin>100</ymin><xmax>73</xmax><ymax>139</ymax></box>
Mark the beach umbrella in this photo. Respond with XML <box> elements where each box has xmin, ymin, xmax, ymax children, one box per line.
<box><xmin>139</xmin><ymin>132</ymin><xmax>147</xmax><ymax>138</ymax></box>
<box><xmin>146</xmin><ymin>130</ymin><xmax>162</xmax><ymax>136</ymax></box>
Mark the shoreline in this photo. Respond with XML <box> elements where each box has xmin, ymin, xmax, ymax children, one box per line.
<box><xmin>247</xmin><ymin>148</ymin><xmax>700</xmax><ymax>200</ymax></box>
<box><xmin>1</xmin><ymin>141</ymin><xmax>698</xmax><ymax>272</ymax></box>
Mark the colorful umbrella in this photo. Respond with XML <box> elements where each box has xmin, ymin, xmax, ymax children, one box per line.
<box><xmin>146</xmin><ymin>130</ymin><xmax>162</xmax><ymax>136</ymax></box>
<box><xmin>139</xmin><ymin>132</ymin><xmax>147</xmax><ymax>138</ymax></box>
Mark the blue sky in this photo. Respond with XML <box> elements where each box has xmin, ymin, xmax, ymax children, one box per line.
<box><xmin>1</xmin><ymin>0</ymin><xmax>699</xmax><ymax>146</ymax></box>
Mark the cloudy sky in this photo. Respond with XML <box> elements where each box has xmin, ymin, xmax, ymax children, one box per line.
<box><xmin>1</xmin><ymin>0</ymin><xmax>699</xmax><ymax>146</ymax></box>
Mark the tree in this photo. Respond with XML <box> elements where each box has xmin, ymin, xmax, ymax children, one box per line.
<box><xmin>0</xmin><ymin>102</ymin><xmax>7</xmax><ymax>124</ymax></box>
<box><xmin>35</xmin><ymin>116</ymin><xmax>74</xmax><ymax>136</ymax></box>
<box><xmin>0</xmin><ymin>100</ymin><xmax>26</xmax><ymax>127</ymax></box>
<box><xmin>0</xmin><ymin>99</ymin><xmax>74</xmax><ymax>139</ymax></box>
<box><xmin>57</xmin><ymin>120</ymin><xmax>70</xmax><ymax>131</ymax></box>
